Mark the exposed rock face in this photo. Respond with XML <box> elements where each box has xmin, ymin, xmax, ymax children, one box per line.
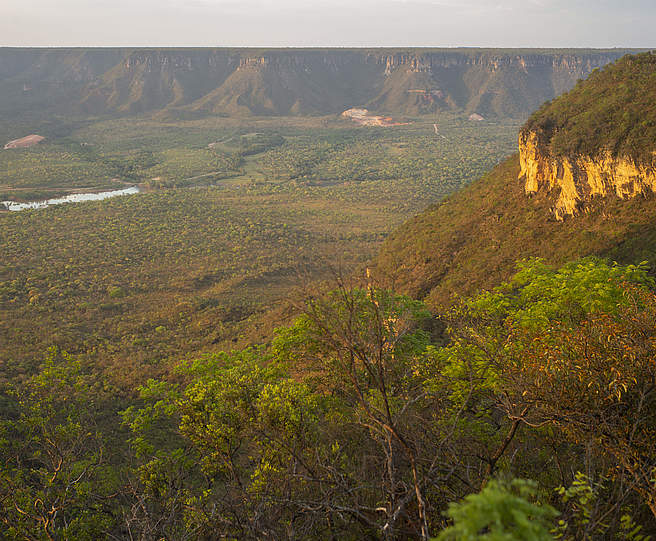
<box><xmin>341</xmin><ymin>108</ymin><xmax>408</xmax><ymax>126</ymax></box>
<box><xmin>0</xmin><ymin>48</ymin><xmax>638</xmax><ymax>118</ymax></box>
<box><xmin>518</xmin><ymin>130</ymin><xmax>656</xmax><ymax>219</ymax></box>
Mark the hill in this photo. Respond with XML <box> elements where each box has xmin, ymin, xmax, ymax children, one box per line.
<box><xmin>376</xmin><ymin>52</ymin><xmax>656</xmax><ymax>306</ymax></box>
<box><xmin>520</xmin><ymin>52</ymin><xmax>656</xmax><ymax>218</ymax></box>
<box><xmin>0</xmin><ymin>48</ymin><xmax>637</xmax><ymax>119</ymax></box>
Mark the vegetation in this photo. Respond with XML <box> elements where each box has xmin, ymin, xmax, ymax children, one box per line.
<box><xmin>2</xmin><ymin>51</ymin><xmax>656</xmax><ymax>539</ymax></box>
<box><xmin>436</xmin><ymin>479</ymin><xmax>558</xmax><ymax>541</ymax></box>
<box><xmin>1</xmin><ymin>114</ymin><xmax>518</xmax><ymax>200</ymax></box>
<box><xmin>0</xmin><ymin>114</ymin><xmax>518</xmax><ymax>383</ymax></box>
<box><xmin>376</xmin><ymin>154</ymin><xmax>656</xmax><ymax>308</ymax></box>
<box><xmin>523</xmin><ymin>52</ymin><xmax>656</xmax><ymax>163</ymax></box>
<box><xmin>2</xmin><ymin>258</ymin><xmax>655</xmax><ymax>539</ymax></box>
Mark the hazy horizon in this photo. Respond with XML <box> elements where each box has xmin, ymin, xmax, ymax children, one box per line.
<box><xmin>1</xmin><ymin>0</ymin><xmax>654</xmax><ymax>49</ymax></box>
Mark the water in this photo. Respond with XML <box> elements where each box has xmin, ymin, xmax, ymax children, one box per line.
<box><xmin>1</xmin><ymin>186</ymin><xmax>140</xmax><ymax>212</ymax></box>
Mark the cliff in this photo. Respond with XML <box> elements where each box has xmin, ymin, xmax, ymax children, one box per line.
<box><xmin>0</xmin><ymin>48</ymin><xmax>638</xmax><ymax>118</ymax></box>
<box><xmin>518</xmin><ymin>130</ymin><xmax>656</xmax><ymax>219</ymax></box>
<box><xmin>518</xmin><ymin>52</ymin><xmax>656</xmax><ymax>219</ymax></box>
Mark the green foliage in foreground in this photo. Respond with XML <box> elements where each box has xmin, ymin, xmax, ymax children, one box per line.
<box><xmin>436</xmin><ymin>479</ymin><xmax>558</xmax><ymax>541</ymax></box>
<box><xmin>2</xmin><ymin>258</ymin><xmax>656</xmax><ymax>539</ymax></box>
<box><xmin>0</xmin><ymin>348</ymin><xmax>120</xmax><ymax>539</ymax></box>
<box><xmin>466</xmin><ymin>257</ymin><xmax>653</xmax><ymax>327</ymax></box>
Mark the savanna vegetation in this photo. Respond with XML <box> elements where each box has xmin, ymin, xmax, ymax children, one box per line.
<box><xmin>1</xmin><ymin>114</ymin><xmax>517</xmax><ymax>200</ymax></box>
<box><xmin>0</xmin><ymin>113</ymin><xmax>518</xmax><ymax>385</ymax></box>
<box><xmin>3</xmin><ymin>50</ymin><xmax>656</xmax><ymax>540</ymax></box>
<box><xmin>2</xmin><ymin>258</ymin><xmax>656</xmax><ymax>539</ymax></box>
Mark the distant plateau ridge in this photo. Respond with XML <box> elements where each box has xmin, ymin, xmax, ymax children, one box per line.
<box><xmin>0</xmin><ymin>48</ymin><xmax>641</xmax><ymax>119</ymax></box>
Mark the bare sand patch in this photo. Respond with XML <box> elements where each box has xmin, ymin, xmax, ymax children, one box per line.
<box><xmin>4</xmin><ymin>134</ymin><xmax>45</xmax><ymax>149</ymax></box>
<box><xmin>341</xmin><ymin>108</ymin><xmax>410</xmax><ymax>127</ymax></box>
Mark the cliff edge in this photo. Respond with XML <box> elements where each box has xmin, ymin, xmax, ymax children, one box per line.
<box><xmin>518</xmin><ymin>52</ymin><xmax>656</xmax><ymax>219</ymax></box>
<box><xmin>376</xmin><ymin>52</ymin><xmax>656</xmax><ymax>306</ymax></box>
<box><xmin>0</xmin><ymin>48</ymin><xmax>637</xmax><ymax>118</ymax></box>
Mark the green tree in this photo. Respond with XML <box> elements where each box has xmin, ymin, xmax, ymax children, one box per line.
<box><xmin>438</xmin><ymin>258</ymin><xmax>656</xmax><ymax>519</ymax></box>
<box><xmin>0</xmin><ymin>348</ymin><xmax>118</xmax><ymax>540</ymax></box>
<box><xmin>436</xmin><ymin>479</ymin><xmax>558</xmax><ymax>541</ymax></box>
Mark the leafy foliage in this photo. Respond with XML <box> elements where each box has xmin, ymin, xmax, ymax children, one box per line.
<box><xmin>2</xmin><ymin>258</ymin><xmax>656</xmax><ymax>539</ymax></box>
<box><xmin>438</xmin><ymin>258</ymin><xmax>656</xmax><ymax>527</ymax></box>
<box><xmin>0</xmin><ymin>348</ymin><xmax>120</xmax><ymax>539</ymax></box>
<box><xmin>436</xmin><ymin>479</ymin><xmax>558</xmax><ymax>541</ymax></box>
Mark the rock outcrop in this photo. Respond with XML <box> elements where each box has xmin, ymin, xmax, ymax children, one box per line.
<box><xmin>519</xmin><ymin>130</ymin><xmax>656</xmax><ymax>219</ymax></box>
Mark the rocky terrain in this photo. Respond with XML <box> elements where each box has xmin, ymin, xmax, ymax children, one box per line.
<box><xmin>519</xmin><ymin>129</ymin><xmax>656</xmax><ymax>219</ymax></box>
<box><xmin>3</xmin><ymin>134</ymin><xmax>44</xmax><ymax>149</ymax></box>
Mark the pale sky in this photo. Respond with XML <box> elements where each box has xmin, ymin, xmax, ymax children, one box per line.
<box><xmin>1</xmin><ymin>0</ymin><xmax>654</xmax><ymax>48</ymax></box>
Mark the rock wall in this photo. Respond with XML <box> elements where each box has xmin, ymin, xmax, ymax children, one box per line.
<box><xmin>519</xmin><ymin>130</ymin><xmax>656</xmax><ymax>219</ymax></box>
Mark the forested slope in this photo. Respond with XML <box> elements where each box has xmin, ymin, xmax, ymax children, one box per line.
<box><xmin>377</xmin><ymin>52</ymin><xmax>656</xmax><ymax>306</ymax></box>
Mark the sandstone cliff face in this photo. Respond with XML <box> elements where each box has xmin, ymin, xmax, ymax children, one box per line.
<box><xmin>519</xmin><ymin>130</ymin><xmax>656</xmax><ymax>219</ymax></box>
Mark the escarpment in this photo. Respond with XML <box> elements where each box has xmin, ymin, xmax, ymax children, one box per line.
<box><xmin>518</xmin><ymin>130</ymin><xmax>656</xmax><ymax>219</ymax></box>
<box><xmin>376</xmin><ymin>52</ymin><xmax>656</xmax><ymax>307</ymax></box>
<box><xmin>518</xmin><ymin>52</ymin><xmax>656</xmax><ymax>219</ymax></box>
<box><xmin>0</xmin><ymin>47</ymin><xmax>638</xmax><ymax>118</ymax></box>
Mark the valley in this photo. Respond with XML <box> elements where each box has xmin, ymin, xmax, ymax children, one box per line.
<box><xmin>2</xmin><ymin>47</ymin><xmax>656</xmax><ymax>540</ymax></box>
<box><xmin>0</xmin><ymin>111</ymin><xmax>519</xmax><ymax>386</ymax></box>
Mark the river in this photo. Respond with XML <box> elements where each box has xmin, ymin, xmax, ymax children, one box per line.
<box><xmin>2</xmin><ymin>186</ymin><xmax>140</xmax><ymax>212</ymax></box>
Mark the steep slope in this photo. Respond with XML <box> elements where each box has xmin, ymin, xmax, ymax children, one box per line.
<box><xmin>520</xmin><ymin>52</ymin><xmax>656</xmax><ymax>218</ymax></box>
<box><xmin>376</xmin><ymin>52</ymin><xmax>656</xmax><ymax>307</ymax></box>
<box><xmin>0</xmin><ymin>48</ymin><xmax>636</xmax><ymax>118</ymax></box>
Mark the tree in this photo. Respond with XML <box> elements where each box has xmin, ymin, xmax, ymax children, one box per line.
<box><xmin>273</xmin><ymin>284</ymin><xmax>471</xmax><ymax>540</ymax></box>
<box><xmin>508</xmin><ymin>287</ymin><xmax>656</xmax><ymax>519</ymax></box>
<box><xmin>439</xmin><ymin>258</ymin><xmax>656</xmax><ymax>520</ymax></box>
<box><xmin>0</xmin><ymin>348</ymin><xmax>118</xmax><ymax>540</ymax></box>
<box><xmin>436</xmin><ymin>478</ymin><xmax>558</xmax><ymax>541</ymax></box>
<box><xmin>123</xmin><ymin>283</ymin><xmax>471</xmax><ymax>540</ymax></box>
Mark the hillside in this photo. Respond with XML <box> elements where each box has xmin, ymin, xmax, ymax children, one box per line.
<box><xmin>520</xmin><ymin>52</ymin><xmax>656</xmax><ymax>218</ymax></box>
<box><xmin>377</xmin><ymin>52</ymin><xmax>656</xmax><ymax>307</ymax></box>
<box><xmin>0</xmin><ymin>48</ymin><xmax>637</xmax><ymax>119</ymax></box>
<box><xmin>524</xmin><ymin>52</ymin><xmax>656</xmax><ymax>164</ymax></box>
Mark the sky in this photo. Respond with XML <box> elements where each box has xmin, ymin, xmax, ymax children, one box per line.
<box><xmin>1</xmin><ymin>0</ymin><xmax>654</xmax><ymax>48</ymax></box>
